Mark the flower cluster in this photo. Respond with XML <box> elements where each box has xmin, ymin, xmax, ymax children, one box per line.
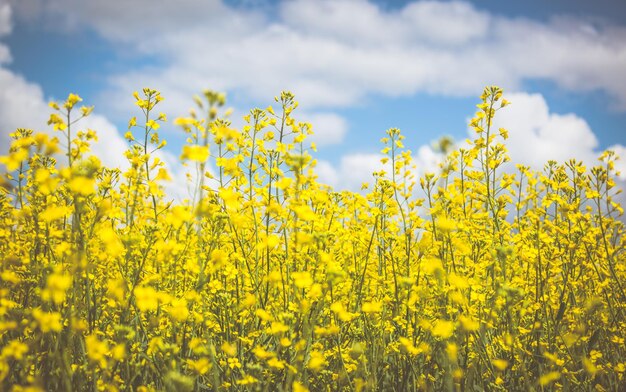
<box><xmin>0</xmin><ymin>86</ymin><xmax>624</xmax><ymax>391</ymax></box>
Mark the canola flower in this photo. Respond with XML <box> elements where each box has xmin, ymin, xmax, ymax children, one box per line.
<box><xmin>0</xmin><ymin>86</ymin><xmax>625</xmax><ymax>391</ymax></box>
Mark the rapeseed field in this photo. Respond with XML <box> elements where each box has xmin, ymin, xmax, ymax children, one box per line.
<box><xmin>0</xmin><ymin>86</ymin><xmax>624</xmax><ymax>391</ymax></box>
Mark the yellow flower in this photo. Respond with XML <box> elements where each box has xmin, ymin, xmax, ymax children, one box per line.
<box><xmin>448</xmin><ymin>273</ymin><xmax>469</xmax><ymax>290</ymax></box>
<box><xmin>582</xmin><ymin>357</ymin><xmax>597</xmax><ymax>376</ymax></box>
<box><xmin>492</xmin><ymin>359</ymin><xmax>508</xmax><ymax>371</ymax></box>
<box><xmin>68</xmin><ymin>176</ymin><xmax>95</xmax><ymax>196</ymax></box>
<box><xmin>431</xmin><ymin>319</ymin><xmax>455</xmax><ymax>339</ymax></box>
<box><xmin>538</xmin><ymin>371</ymin><xmax>560</xmax><ymax>387</ymax></box>
<box><xmin>330</xmin><ymin>302</ymin><xmax>354</xmax><ymax>322</ymax></box>
<box><xmin>308</xmin><ymin>350</ymin><xmax>326</xmax><ymax>372</ymax></box>
<box><xmin>41</xmin><ymin>272</ymin><xmax>72</xmax><ymax>305</ymax></box>
<box><xmin>1</xmin><ymin>270</ymin><xmax>20</xmax><ymax>285</ymax></box>
<box><xmin>236</xmin><ymin>375</ymin><xmax>258</xmax><ymax>386</ymax></box>
<box><xmin>155</xmin><ymin>167</ymin><xmax>171</xmax><ymax>181</ymax></box>
<box><xmin>181</xmin><ymin>145</ymin><xmax>209</xmax><ymax>162</ymax></box>
<box><xmin>187</xmin><ymin>358</ymin><xmax>211</xmax><ymax>375</ymax></box>
<box><xmin>263</xmin><ymin>234</ymin><xmax>280</xmax><ymax>250</ymax></box>
<box><xmin>0</xmin><ymin>148</ymin><xmax>29</xmax><ymax>171</ymax></box>
<box><xmin>275</xmin><ymin>177</ymin><xmax>292</xmax><ymax>190</ymax></box>
<box><xmin>446</xmin><ymin>343</ymin><xmax>458</xmax><ymax>362</ymax></box>
<box><xmin>134</xmin><ymin>286</ymin><xmax>159</xmax><ymax>312</ymax></box>
<box><xmin>10</xmin><ymin>386</ymin><xmax>43</xmax><ymax>392</ymax></box>
<box><xmin>267</xmin><ymin>357</ymin><xmax>285</xmax><ymax>369</ymax></box>
<box><xmin>85</xmin><ymin>334</ymin><xmax>109</xmax><ymax>368</ymax></box>
<box><xmin>168</xmin><ymin>298</ymin><xmax>189</xmax><ymax>322</ymax></box>
<box><xmin>1</xmin><ymin>85</ymin><xmax>625</xmax><ymax>390</ymax></box>
<box><xmin>459</xmin><ymin>315</ymin><xmax>479</xmax><ymax>332</ymax></box>
<box><xmin>218</xmin><ymin>187</ymin><xmax>241</xmax><ymax>209</ymax></box>
<box><xmin>293</xmin><ymin>204</ymin><xmax>315</xmax><ymax>221</ymax></box>
<box><xmin>32</xmin><ymin>309</ymin><xmax>63</xmax><ymax>333</ymax></box>
<box><xmin>399</xmin><ymin>337</ymin><xmax>429</xmax><ymax>356</ymax></box>
<box><xmin>40</xmin><ymin>205</ymin><xmax>70</xmax><ymax>223</ymax></box>
<box><xmin>361</xmin><ymin>301</ymin><xmax>383</xmax><ymax>313</ymax></box>
<box><xmin>146</xmin><ymin>119</ymin><xmax>160</xmax><ymax>130</ymax></box>
<box><xmin>293</xmin><ymin>381</ymin><xmax>309</xmax><ymax>392</ymax></box>
<box><xmin>255</xmin><ymin>308</ymin><xmax>273</xmax><ymax>322</ymax></box>
<box><xmin>221</xmin><ymin>341</ymin><xmax>237</xmax><ymax>357</ymax></box>
<box><xmin>307</xmin><ymin>283</ymin><xmax>323</xmax><ymax>300</ymax></box>
<box><xmin>34</xmin><ymin>168</ymin><xmax>61</xmax><ymax>195</ymax></box>
<box><xmin>435</xmin><ymin>217</ymin><xmax>456</xmax><ymax>233</ymax></box>
<box><xmin>292</xmin><ymin>271</ymin><xmax>313</xmax><ymax>289</ymax></box>
<box><xmin>227</xmin><ymin>357</ymin><xmax>241</xmax><ymax>369</ymax></box>
<box><xmin>111</xmin><ymin>343</ymin><xmax>126</xmax><ymax>361</ymax></box>
<box><xmin>1</xmin><ymin>339</ymin><xmax>28</xmax><ymax>360</ymax></box>
<box><xmin>423</xmin><ymin>257</ymin><xmax>443</xmax><ymax>276</ymax></box>
<box><xmin>64</xmin><ymin>93</ymin><xmax>82</xmax><ymax>110</ymax></box>
<box><xmin>252</xmin><ymin>346</ymin><xmax>274</xmax><ymax>360</ymax></box>
<box><xmin>269</xmin><ymin>321</ymin><xmax>289</xmax><ymax>335</ymax></box>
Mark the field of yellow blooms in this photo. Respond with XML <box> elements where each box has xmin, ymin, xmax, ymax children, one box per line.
<box><xmin>0</xmin><ymin>86</ymin><xmax>625</xmax><ymax>391</ymax></box>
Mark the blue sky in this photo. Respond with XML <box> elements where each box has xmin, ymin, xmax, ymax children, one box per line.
<box><xmin>1</xmin><ymin>0</ymin><xmax>625</xmax><ymax>193</ymax></box>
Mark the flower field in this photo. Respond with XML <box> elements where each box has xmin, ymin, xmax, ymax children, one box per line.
<box><xmin>0</xmin><ymin>86</ymin><xmax>625</xmax><ymax>391</ymax></box>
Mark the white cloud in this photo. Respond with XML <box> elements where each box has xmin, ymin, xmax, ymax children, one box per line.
<box><xmin>301</xmin><ymin>112</ymin><xmax>348</xmax><ymax>146</ymax></box>
<box><xmin>0</xmin><ymin>61</ymin><xmax>194</xmax><ymax>201</ymax></box>
<box><xmin>0</xmin><ymin>3</ymin><xmax>126</xmax><ymax>163</ymax></box>
<box><xmin>489</xmin><ymin>92</ymin><xmax>600</xmax><ymax>170</ymax></box>
<box><xmin>0</xmin><ymin>65</ymin><xmax>128</xmax><ymax>169</ymax></box>
<box><xmin>0</xmin><ymin>3</ymin><xmax>188</xmax><ymax>191</ymax></box>
<box><xmin>79</xmin><ymin>114</ymin><xmax>130</xmax><ymax>170</ymax></box>
<box><xmin>280</xmin><ymin>0</ymin><xmax>405</xmax><ymax>47</ymax></box>
<box><xmin>0</xmin><ymin>44</ymin><xmax>10</xmax><ymax>64</ymax></box>
<box><xmin>4</xmin><ymin>1</ymin><xmax>626</xmax><ymax>206</ymax></box>
<box><xmin>320</xmin><ymin>91</ymin><xmax>626</xmax><ymax>196</ymax></box>
<box><xmin>0</xmin><ymin>2</ymin><xmax>11</xmax><ymax>37</ymax></box>
<box><xmin>0</xmin><ymin>67</ymin><xmax>48</xmax><ymax>148</ymax></box>
<box><xmin>0</xmin><ymin>7</ymin><xmax>193</xmax><ymax>201</ymax></box>
<box><xmin>316</xmin><ymin>153</ymin><xmax>384</xmax><ymax>190</ymax></box>
<box><xmin>477</xmin><ymin>91</ymin><xmax>626</xmax><ymax>216</ymax></box>
<box><xmin>10</xmin><ymin>0</ymin><xmax>625</xmax><ymax>114</ymax></box>
<box><xmin>9</xmin><ymin>0</ymin><xmax>242</xmax><ymax>43</ymax></box>
<box><xmin>400</xmin><ymin>1</ymin><xmax>490</xmax><ymax>46</ymax></box>
<box><xmin>155</xmin><ymin>149</ymin><xmax>197</xmax><ymax>203</ymax></box>
<box><xmin>7</xmin><ymin>0</ymin><xmax>625</xmax><ymax>149</ymax></box>
<box><xmin>316</xmin><ymin>144</ymin><xmax>443</xmax><ymax>192</ymax></box>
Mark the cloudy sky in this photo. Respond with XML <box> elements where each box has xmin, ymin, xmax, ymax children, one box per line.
<box><xmin>1</xmin><ymin>0</ymin><xmax>625</xmax><ymax>194</ymax></box>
